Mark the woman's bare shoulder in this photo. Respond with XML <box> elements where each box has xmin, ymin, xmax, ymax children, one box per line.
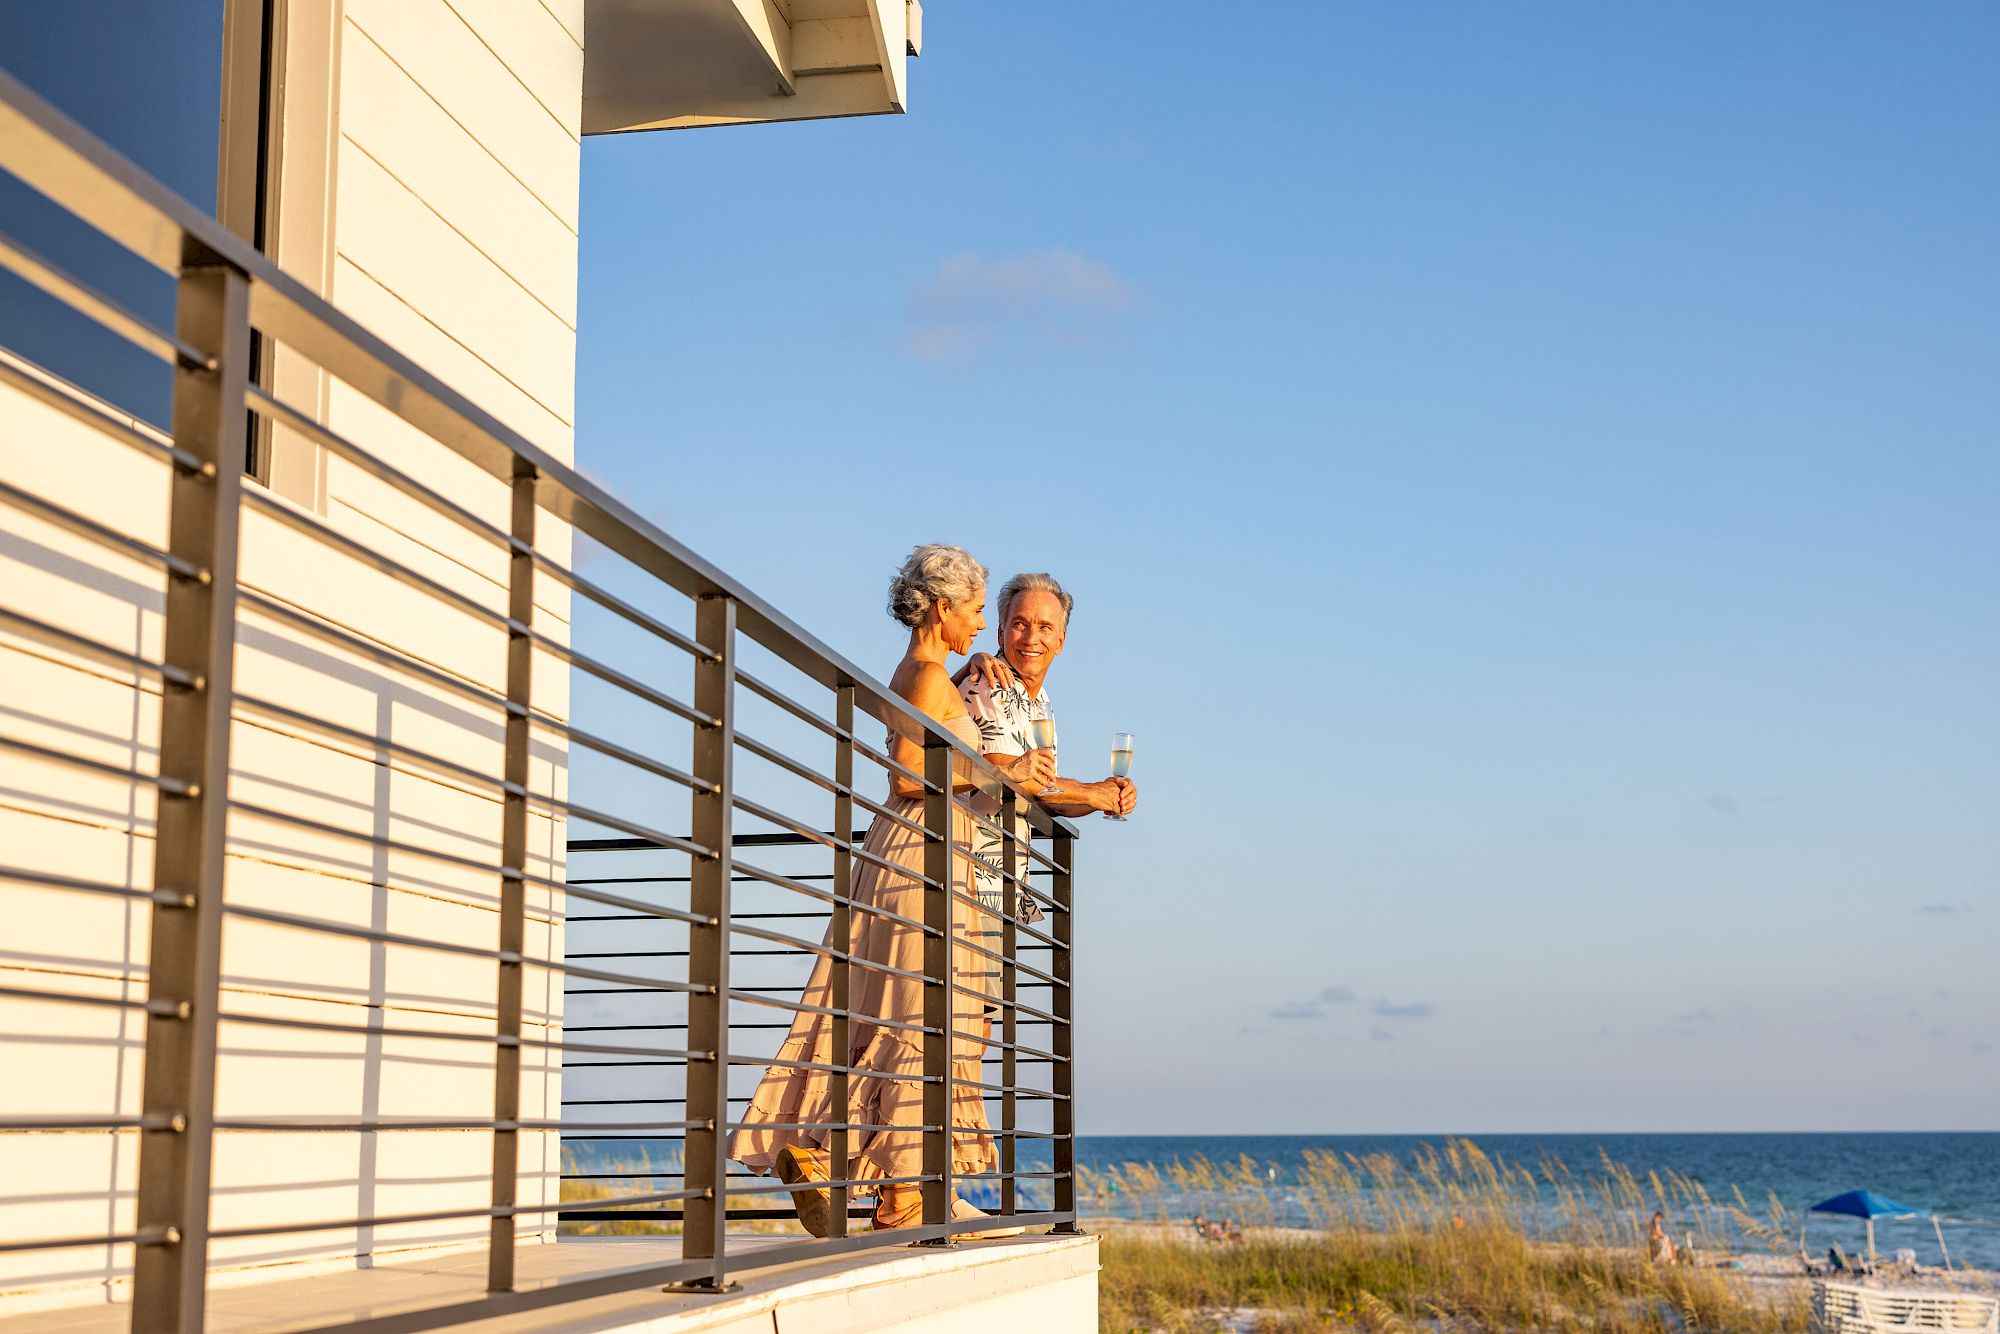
<box><xmin>892</xmin><ymin>658</ymin><xmax>965</xmax><ymax>720</ymax></box>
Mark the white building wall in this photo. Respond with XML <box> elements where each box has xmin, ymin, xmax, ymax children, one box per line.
<box><xmin>0</xmin><ymin>0</ymin><xmax>585</xmax><ymax>1309</ymax></box>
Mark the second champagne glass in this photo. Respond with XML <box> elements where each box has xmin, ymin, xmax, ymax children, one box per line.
<box><xmin>1105</xmin><ymin>731</ymin><xmax>1134</xmax><ymax>820</ymax></box>
<box><xmin>1028</xmin><ymin>715</ymin><xmax>1060</xmax><ymax>798</ymax></box>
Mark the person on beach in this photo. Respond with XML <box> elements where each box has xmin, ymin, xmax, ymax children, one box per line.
<box><xmin>957</xmin><ymin>573</ymin><xmax>1137</xmax><ymax>914</ymax></box>
<box><xmin>1649</xmin><ymin>1210</ymin><xmax>1678</xmax><ymax>1264</ymax></box>
<box><xmin>727</xmin><ymin>545</ymin><xmax>1058</xmax><ymax>1236</ymax></box>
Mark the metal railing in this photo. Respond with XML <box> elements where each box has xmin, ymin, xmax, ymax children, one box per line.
<box><xmin>0</xmin><ymin>66</ymin><xmax>1077</xmax><ymax>1332</ymax></box>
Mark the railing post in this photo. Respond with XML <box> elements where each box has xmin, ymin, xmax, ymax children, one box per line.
<box><xmin>999</xmin><ymin>790</ymin><xmax>1021</xmax><ymax>1218</ymax></box>
<box><xmin>828</xmin><ymin>684</ymin><xmax>855</xmax><ymax>1238</ymax></box>
<box><xmin>131</xmin><ymin>254</ymin><xmax>251</xmax><ymax>1334</ymax></box>
<box><xmin>683</xmin><ymin>594</ymin><xmax>736</xmax><ymax>1287</ymax></box>
<box><xmin>919</xmin><ymin>737</ymin><xmax>953</xmax><ymax>1237</ymax></box>
<box><xmin>1049</xmin><ymin>828</ymin><xmax>1077</xmax><ymax>1232</ymax></box>
<box><xmin>487</xmin><ymin>461</ymin><xmax>536</xmax><ymax>1292</ymax></box>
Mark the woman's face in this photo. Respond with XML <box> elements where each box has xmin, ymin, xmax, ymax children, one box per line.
<box><xmin>936</xmin><ymin>586</ymin><xmax>987</xmax><ymax>656</ymax></box>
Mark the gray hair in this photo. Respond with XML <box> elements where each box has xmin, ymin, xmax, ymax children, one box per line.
<box><xmin>997</xmin><ymin>571</ymin><xmax>1073</xmax><ymax>628</ymax></box>
<box><xmin>887</xmin><ymin>544</ymin><xmax>989</xmax><ymax>629</ymax></box>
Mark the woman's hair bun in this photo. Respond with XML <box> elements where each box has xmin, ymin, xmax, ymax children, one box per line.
<box><xmin>887</xmin><ymin>544</ymin><xmax>988</xmax><ymax>629</ymax></box>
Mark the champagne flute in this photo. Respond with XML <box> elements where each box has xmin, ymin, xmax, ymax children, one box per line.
<box><xmin>1028</xmin><ymin>715</ymin><xmax>1060</xmax><ymax>798</ymax></box>
<box><xmin>1106</xmin><ymin>732</ymin><xmax>1134</xmax><ymax>820</ymax></box>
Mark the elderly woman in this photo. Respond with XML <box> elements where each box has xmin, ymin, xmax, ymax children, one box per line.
<box><xmin>728</xmin><ymin>544</ymin><xmax>1057</xmax><ymax>1234</ymax></box>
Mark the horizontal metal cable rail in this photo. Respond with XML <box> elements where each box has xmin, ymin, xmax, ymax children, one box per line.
<box><xmin>0</xmin><ymin>65</ymin><xmax>1080</xmax><ymax>1333</ymax></box>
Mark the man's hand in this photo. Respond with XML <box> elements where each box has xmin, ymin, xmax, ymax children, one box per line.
<box><xmin>962</xmin><ymin>652</ymin><xmax>1017</xmax><ymax>693</ymax></box>
<box><xmin>1106</xmin><ymin>777</ymin><xmax>1138</xmax><ymax>816</ymax></box>
<box><xmin>1041</xmin><ymin>777</ymin><xmax>1137</xmax><ymax>818</ymax></box>
<box><xmin>1001</xmin><ymin>748</ymin><xmax>1057</xmax><ymax>791</ymax></box>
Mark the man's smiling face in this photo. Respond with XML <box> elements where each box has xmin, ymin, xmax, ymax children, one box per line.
<box><xmin>1002</xmin><ymin>588</ymin><xmax>1067</xmax><ymax>686</ymax></box>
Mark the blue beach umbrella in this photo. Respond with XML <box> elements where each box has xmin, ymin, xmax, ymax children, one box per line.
<box><xmin>1805</xmin><ymin>1190</ymin><xmax>1946</xmax><ymax>1263</ymax></box>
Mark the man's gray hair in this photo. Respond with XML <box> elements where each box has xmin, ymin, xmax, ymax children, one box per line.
<box><xmin>998</xmin><ymin>571</ymin><xmax>1073</xmax><ymax>627</ymax></box>
<box><xmin>887</xmin><ymin>543</ymin><xmax>988</xmax><ymax>628</ymax></box>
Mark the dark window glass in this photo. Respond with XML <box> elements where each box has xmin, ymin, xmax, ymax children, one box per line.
<box><xmin>0</xmin><ymin>2</ymin><xmax>227</xmax><ymax>428</ymax></box>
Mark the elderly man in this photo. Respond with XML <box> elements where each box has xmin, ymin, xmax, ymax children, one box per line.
<box><xmin>956</xmin><ymin>573</ymin><xmax>1136</xmax><ymax>910</ymax></box>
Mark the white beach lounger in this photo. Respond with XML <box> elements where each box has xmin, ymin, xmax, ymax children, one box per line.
<box><xmin>1812</xmin><ymin>1280</ymin><xmax>2000</xmax><ymax>1334</ymax></box>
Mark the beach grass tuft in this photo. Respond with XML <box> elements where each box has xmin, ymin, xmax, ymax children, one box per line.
<box><xmin>1089</xmin><ymin>1141</ymin><xmax>1816</xmax><ymax>1332</ymax></box>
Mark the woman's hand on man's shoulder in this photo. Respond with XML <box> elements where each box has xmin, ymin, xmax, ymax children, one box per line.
<box><xmin>962</xmin><ymin>653</ymin><xmax>1016</xmax><ymax>693</ymax></box>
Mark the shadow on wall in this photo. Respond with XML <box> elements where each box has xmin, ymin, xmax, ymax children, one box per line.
<box><xmin>0</xmin><ymin>510</ymin><xmax>566</xmax><ymax>1300</ymax></box>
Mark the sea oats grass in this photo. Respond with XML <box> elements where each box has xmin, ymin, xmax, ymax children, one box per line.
<box><xmin>1090</xmin><ymin>1140</ymin><xmax>1813</xmax><ymax>1333</ymax></box>
<box><xmin>1098</xmin><ymin>1227</ymin><xmax>1808</xmax><ymax>1332</ymax></box>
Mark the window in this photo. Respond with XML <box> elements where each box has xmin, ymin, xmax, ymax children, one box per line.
<box><xmin>0</xmin><ymin>1</ymin><xmax>231</xmax><ymax>429</ymax></box>
<box><xmin>0</xmin><ymin>1</ymin><xmax>333</xmax><ymax>509</ymax></box>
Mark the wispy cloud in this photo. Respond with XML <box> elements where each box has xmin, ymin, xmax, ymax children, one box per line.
<box><xmin>1916</xmin><ymin>903</ymin><xmax>1971</xmax><ymax>916</ymax></box>
<box><xmin>1270</xmin><ymin>984</ymin><xmax>1359</xmax><ymax>1022</ymax></box>
<box><xmin>904</xmin><ymin>248</ymin><xmax>1138</xmax><ymax>365</ymax></box>
<box><xmin>1371</xmin><ymin>999</ymin><xmax>1435</xmax><ymax>1020</ymax></box>
<box><xmin>1707</xmin><ymin>793</ymin><xmax>1738</xmax><ymax>815</ymax></box>
<box><xmin>1369</xmin><ymin>1028</ymin><xmax>1394</xmax><ymax>1042</ymax></box>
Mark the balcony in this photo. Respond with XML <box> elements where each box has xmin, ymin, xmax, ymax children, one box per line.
<box><xmin>0</xmin><ymin>66</ymin><xmax>1089</xmax><ymax>1332</ymax></box>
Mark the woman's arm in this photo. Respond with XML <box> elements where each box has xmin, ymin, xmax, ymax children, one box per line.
<box><xmin>884</xmin><ymin>665</ymin><xmax>1059</xmax><ymax>801</ymax></box>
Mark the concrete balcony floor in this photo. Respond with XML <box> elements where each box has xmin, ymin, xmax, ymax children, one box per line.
<box><xmin>2</xmin><ymin>1232</ymin><xmax>1100</xmax><ymax>1334</ymax></box>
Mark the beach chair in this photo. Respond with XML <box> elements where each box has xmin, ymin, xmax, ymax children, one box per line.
<box><xmin>1831</xmin><ymin>1245</ymin><xmax>1875</xmax><ymax>1278</ymax></box>
<box><xmin>1799</xmin><ymin>1250</ymin><xmax>1827</xmax><ymax>1277</ymax></box>
<box><xmin>1812</xmin><ymin>1280</ymin><xmax>1999</xmax><ymax>1334</ymax></box>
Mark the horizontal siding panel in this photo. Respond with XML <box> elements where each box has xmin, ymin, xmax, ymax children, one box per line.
<box><xmin>237</xmin><ymin>500</ymin><xmax>576</xmax><ymax>727</ymax></box>
<box><xmin>538</xmin><ymin>0</ymin><xmax>584</xmax><ymax>48</ymax></box>
<box><xmin>444</xmin><ymin>0</ymin><xmax>584</xmax><ymax>138</ymax></box>
<box><xmin>229</xmin><ymin>596</ymin><xmax>570</xmax><ymax>845</ymax></box>
<box><xmin>206</xmin><ymin>1129</ymin><xmax>559</xmax><ymax>1270</ymax></box>
<box><xmin>334</xmin><ymin>143</ymin><xmax>576</xmax><ymax>422</ymax></box>
<box><xmin>0</xmin><ymin>648</ymin><xmax>161</xmax><ymax>816</ymax></box>
<box><xmin>0</xmin><ymin>972</ymin><xmax>144</xmax><ymax>1116</ymax></box>
<box><xmin>0</xmin><ymin>381</ymin><xmax>171</xmax><ymax>553</ymax></box>
<box><xmin>328</xmin><ymin>257</ymin><xmax>574</xmax><ymax>460</ymax></box>
<box><xmin>0</xmin><ymin>1131</ymin><xmax>136</xmax><ymax>1288</ymax></box>
<box><xmin>323</xmin><ymin>468</ymin><xmax>578</xmax><ymax>636</ymax></box>
<box><xmin>340</xmin><ymin>29</ymin><xmax>579</xmax><ymax>326</ymax></box>
<box><xmin>343</xmin><ymin>0</ymin><xmax>580</xmax><ymax>230</ymax></box>
<box><xmin>239</xmin><ymin>499</ymin><xmax>513</xmax><ymax>711</ymax></box>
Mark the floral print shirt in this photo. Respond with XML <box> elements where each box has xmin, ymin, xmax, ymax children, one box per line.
<box><xmin>959</xmin><ymin>670</ymin><xmax>1056</xmax><ymax>913</ymax></box>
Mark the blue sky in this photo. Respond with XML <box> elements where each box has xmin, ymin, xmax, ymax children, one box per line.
<box><xmin>2</xmin><ymin>3</ymin><xmax>1991</xmax><ymax>1135</ymax></box>
<box><xmin>575</xmin><ymin>3</ymin><xmax>1999</xmax><ymax>1133</ymax></box>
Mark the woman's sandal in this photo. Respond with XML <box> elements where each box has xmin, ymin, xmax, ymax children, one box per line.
<box><xmin>871</xmin><ymin>1189</ymin><xmax>924</xmax><ymax>1232</ymax></box>
<box><xmin>775</xmin><ymin>1145</ymin><xmax>832</xmax><ymax>1238</ymax></box>
<box><xmin>950</xmin><ymin>1195</ymin><xmax>1026</xmax><ymax>1238</ymax></box>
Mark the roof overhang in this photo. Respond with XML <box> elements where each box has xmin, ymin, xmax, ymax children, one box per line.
<box><xmin>583</xmin><ymin>0</ymin><xmax>919</xmax><ymax>135</ymax></box>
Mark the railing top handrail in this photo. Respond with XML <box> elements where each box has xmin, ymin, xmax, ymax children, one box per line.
<box><xmin>0</xmin><ymin>66</ymin><xmax>1075</xmax><ymax>840</ymax></box>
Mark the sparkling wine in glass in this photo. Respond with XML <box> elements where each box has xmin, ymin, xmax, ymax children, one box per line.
<box><xmin>1028</xmin><ymin>716</ymin><xmax>1060</xmax><ymax>797</ymax></box>
<box><xmin>1106</xmin><ymin>732</ymin><xmax>1134</xmax><ymax>820</ymax></box>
